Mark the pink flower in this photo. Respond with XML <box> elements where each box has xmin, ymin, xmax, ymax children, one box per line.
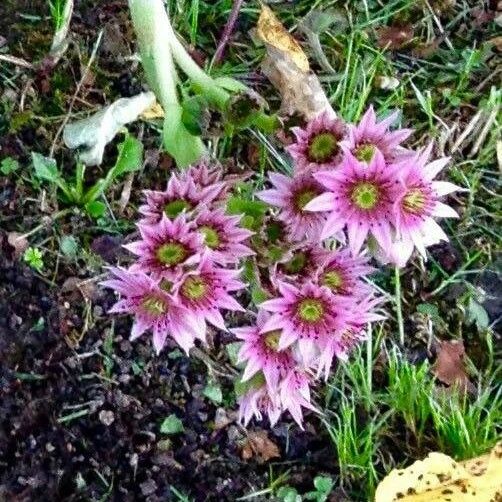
<box><xmin>101</xmin><ymin>267</ymin><xmax>204</xmax><ymax>354</ymax></box>
<box><xmin>194</xmin><ymin>207</ymin><xmax>254</xmax><ymax>265</ymax></box>
<box><xmin>389</xmin><ymin>144</ymin><xmax>461</xmax><ymax>265</ymax></box>
<box><xmin>288</xmin><ymin>111</ymin><xmax>346</xmax><ymax>172</ymax></box>
<box><xmin>184</xmin><ymin>160</ymin><xmax>229</xmax><ymax>201</ymax></box>
<box><xmin>340</xmin><ymin>106</ymin><xmax>413</xmax><ymax>163</ymax></box>
<box><xmin>279</xmin><ymin>370</ymin><xmax>318</xmax><ymax>428</ymax></box>
<box><xmin>257</xmin><ymin>171</ymin><xmax>329</xmax><ymax>242</ymax></box>
<box><xmin>312</xmin><ymin>247</ymin><xmax>374</xmax><ymax>298</ymax></box>
<box><xmin>237</xmin><ymin>369</ymin><xmax>318</xmax><ymax>428</ymax></box>
<box><xmin>124</xmin><ymin>215</ymin><xmax>202</xmax><ymax>281</ymax></box>
<box><xmin>139</xmin><ymin>170</ymin><xmax>224</xmax><ymax>224</ymax></box>
<box><xmin>233</xmin><ymin>310</ymin><xmax>296</xmax><ymax>390</ymax></box>
<box><xmin>238</xmin><ymin>382</ymin><xmax>282</xmax><ymax>427</ymax></box>
<box><xmin>316</xmin><ymin>295</ymin><xmax>384</xmax><ymax>378</ymax></box>
<box><xmin>172</xmin><ymin>252</ymin><xmax>245</xmax><ymax>332</ymax></box>
<box><xmin>306</xmin><ymin>151</ymin><xmax>402</xmax><ymax>255</ymax></box>
<box><xmin>260</xmin><ymin>281</ymin><xmax>355</xmax><ymax>365</ymax></box>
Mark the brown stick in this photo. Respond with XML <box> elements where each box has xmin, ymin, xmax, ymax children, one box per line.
<box><xmin>213</xmin><ymin>0</ymin><xmax>245</xmax><ymax>65</ymax></box>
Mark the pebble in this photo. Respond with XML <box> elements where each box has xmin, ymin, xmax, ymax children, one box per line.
<box><xmin>98</xmin><ymin>410</ymin><xmax>115</xmax><ymax>426</ymax></box>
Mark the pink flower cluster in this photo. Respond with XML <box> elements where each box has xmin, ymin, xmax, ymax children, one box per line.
<box><xmin>103</xmin><ymin>106</ymin><xmax>462</xmax><ymax>430</ymax></box>
<box><xmin>260</xmin><ymin>107</ymin><xmax>461</xmax><ymax>266</ymax></box>
<box><xmin>102</xmin><ymin>162</ymin><xmax>253</xmax><ymax>354</ymax></box>
<box><xmin>234</xmin><ymin>247</ymin><xmax>382</xmax><ymax>428</ymax></box>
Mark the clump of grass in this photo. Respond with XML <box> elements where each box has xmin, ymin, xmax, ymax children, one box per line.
<box><xmin>385</xmin><ymin>347</ymin><xmax>434</xmax><ymax>439</ymax></box>
<box><xmin>430</xmin><ymin>379</ymin><xmax>501</xmax><ymax>459</ymax></box>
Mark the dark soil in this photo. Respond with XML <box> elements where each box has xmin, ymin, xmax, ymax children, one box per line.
<box><xmin>0</xmin><ymin>243</ymin><xmax>337</xmax><ymax>501</ymax></box>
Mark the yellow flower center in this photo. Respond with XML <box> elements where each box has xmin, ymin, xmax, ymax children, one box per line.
<box><xmin>200</xmin><ymin>225</ymin><xmax>220</xmax><ymax>249</ymax></box>
<box><xmin>156</xmin><ymin>241</ymin><xmax>187</xmax><ymax>266</ymax></box>
<box><xmin>351</xmin><ymin>182</ymin><xmax>380</xmax><ymax>210</ymax></box>
<box><xmin>294</xmin><ymin>188</ymin><xmax>319</xmax><ymax>211</ymax></box>
<box><xmin>142</xmin><ymin>295</ymin><xmax>167</xmax><ymax>316</ymax></box>
<box><xmin>164</xmin><ymin>199</ymin><xmax>192</xmax><ymax>218</ymax></box>
<box><xmin>264</xmin><ymin>330</ymin><xmax>281</xmax><ymax>351</ymax></box>
<box><xmin>402</xmin><ymin>188</ymin><xmax>426</xmax><ymax>214</ymax></box>
<box><xmin>307</xmin><ymin>132</ymin><xmax>339</xmax><ymax>163</ymax></box>
<box><xmin>354</xmin><ymin>143</ymin><xmax>376</xmax><ymax>162</ymax></box>
<box><xmin>181</xmin><ymin>276</ymin><xmax>208</xmax><ymax>300</ymax></box>
<box><xmin>322</xmin><ymin>269</ymin><xmax>343</xmax><ymax>291</ymax></box>
<box><xmin>297</xmin><ymin>298</ymin><xmax>324</xmax><ymax>323</ymax></box>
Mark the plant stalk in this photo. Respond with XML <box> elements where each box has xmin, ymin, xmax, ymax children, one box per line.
<box><xmin>394</xmin><ymin>266</ymin><xmax>405</xmax><ymax>346</ymax></box>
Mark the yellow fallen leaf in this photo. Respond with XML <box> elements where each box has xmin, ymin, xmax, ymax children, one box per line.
<box><xmin>255</xmin><ymin>4</ymin><xmax>334</xmax><ymax>120</ymax></box>
<box><xmin>257</xmin><ymin>4</ymin><xmax>309</xmax><ymax>73</ymax></box>
<box><xmin>375</xmin><ymin>442</ymin><xmax>502</xmax><ymax>502</ymax></box>
<box><xmin>140</xmin><ymin>101</ymin><xmax>165</xmax><ymax>120</ymax></box>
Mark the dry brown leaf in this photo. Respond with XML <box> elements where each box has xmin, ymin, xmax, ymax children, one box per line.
<box><xmin>257</xmin><ymin>4</ymin><xmax>309</xmax><ymax>73</ymax></box>
<box><xmin>432</xmin><ymin>340</ymin><xmax>474</xmax><ymax>392</ymax></box>
<box><xmin>375</xmin><ymin>442</ymin><xmax>502</xmax><ymax>502</ymax></box>
<box><xmin>7</xmin><ymin>231</ymin><xmax>29</xmax><ymax>258</ymax></box>
<box><xmin>376</xmin><ymin>24</ymin><xmax>414</xmax><ymax>50</ymax></box>
<box><xmin>256</xmin><ymin>4</ymin><xmax>334</xmax><ymax>120</ymax></box>
<box><xmin>240</xmin><ymin>430</ymin><xmax>280</xmax><ymax>463</ymax></box>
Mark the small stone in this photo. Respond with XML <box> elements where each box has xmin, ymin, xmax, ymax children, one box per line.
<box><xmin>98</xmin><ymin>410</ymin><xmax>115</xmax><ymax>426</ymax></box>
<box><xmin>45</xmin><ymin>442</ymin><xmax>55</xmax><ymax>453</ymax></box>
<box><xmin>140</xmin><ymin>479</ymin><xmax>157</xmax><ymax>496</ymax></box>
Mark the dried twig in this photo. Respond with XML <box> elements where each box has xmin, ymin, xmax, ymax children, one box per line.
<box><xmin>213</xmin><ymin>0</ymin><xmax>245</xmax><ymax>65</ymax></box>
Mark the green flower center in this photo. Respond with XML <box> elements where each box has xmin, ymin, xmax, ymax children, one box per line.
<box><xmin>294</xmin><ymin>188</ymin><xmax>319</xmax><ymax>211</ymax></box>
<box><xmin>181</xmin><ymin>276</ymin><xmax>208</xmax><ymax>301</ymax></box>
<box><xmin>322</xmin><ymin>269</ymin><xmax>343</xmax><ymax>291</ymax></box>
<box><xmin>156</xmin><ymin>241</ymin><xmax>187</xmax><ymax>266</ymax></box>
<box><xmin>354</xmin><ymin>143</ymin><xmax>376</xmax><ymax>162</ymax></box>
<box><xmin>284</xmin><ymin>251</ymin><xmax>307</xmax><ymax>274</ymax></box>
<box><xmin>159</xmin><ymin>279</ymin><xmax>173</xmax><ymax>292</ymax></box>
<box><xmin>351</xmin><ymin>182</ymin><xmax>380</xmax><ymax>210</ymax></box>
<box><xmin>200</xmin><ymin>225</ymin><xmax>220</xmax><ymax>249</ymax></box>
<box><xmin>402</xmin><ymin>188</ymin><xmax>426</xmax><ymax>214</ymax></box>
<box><xmin>164</xmin><ymin>199</ymin><xmax>192</xmax><ymax>218</ymax></box>
<box><xmin>142</xmin><ymin>295</ymin><xmax>167</xmax><ymax>316</ymax></box>
<box><xmin>307</xmin><ymin>132</ymin><xmax>339</xmax><ymax>163</ymax></box>
<box><xmin>264</xmin><ymin>330</ymin><xmax>281</xmax><ymax>351</ymax></box>
<box><xmin>297</xmin><ymin>298</ymin><xmax>325</xmax><ymax>323</ymax></box>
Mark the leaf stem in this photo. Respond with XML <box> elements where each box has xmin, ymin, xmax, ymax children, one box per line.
<box><xmin>394</xmin><ymin>266</ymin><xmax>405</xmax><ymax>346</ymax></box>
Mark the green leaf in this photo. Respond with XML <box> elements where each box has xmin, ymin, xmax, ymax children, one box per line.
<box><xmin>112</xmin><ymin>134</ymin><xmax>144</xmax><ymax>177</ymax></box>
<box><xmin>226</xmin><ymin>196</ymin><xmax>267</xmax><ymax>230</ymax></box>
<box><xmin>1</xmin><ymin>157</ymin><xmax>20</xmax><ymax>175</ymax></box>
<box><xmin>234</xmin><ymin>372</ymin><xmax>265</xmax><ymax>397</ymax></box>
<box><xmin>213</xmin><ymin>76</ymin><xmax>248</xmax><ymax>93</ymax></box>
<box><xmin>203</xmin><ymin>382</ymin><xmax>223</xmax><ymax>404</ymax></box>
<box><xmin>162</xmin><ymin>104</ymin><xmax>206</xmax><ymax>168</ymax></box>
<box><xmin>85</xmin><ymin>200</ymin><xmax>106</xmax><ymax>219</ymax></box>
<box><xmin>60</xmin><ymin>235</ymin><xmax>79</xmax><ymax>258</ymax></box>
<box><xmin>160</xmin><ymin>414</ymin><xmax>184</xmax><ymax>435</ymax></box>
<box><xmin>416</xmin><ymin>303</ymin><xmax>440</xmax><ymax>320</ymax></box>
<box><xmin>467</xmin><ymin>298</ymin><xmax>489</xmax><ymax>330</ymax></box>
<box><xmin>225</xmin><ymin>342</ymin><xmax>242</xmax><ymax>367</ymax></box>
<box><xmin>277</xmin><ymin>486</ymin><xmax>300</xmax><ymax>502</ymax></box>
<box><xmin>32</xmin><ymin>152</ymin><xmax>60</xmax><ymax>183</ymax></box>
<box><xmin>313</xmin><ymin>475</ymin><xmax>333</xmax><ymax>494</ymax></box>
<box><xmin>181</xmin><ymin>96</ymin><xmax>209</xmax><ymax>136</ymax></box>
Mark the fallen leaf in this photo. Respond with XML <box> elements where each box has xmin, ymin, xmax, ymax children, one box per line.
<box><xmin>375</xmin><ymin>442</ymin><xmax>502</xmax><ymax>502</ymax></box>
<box><xmin>241</xmin><ymin>430</ymin><xmax>280</xmax><ymax>463</ymax></box>
<box><xmin>256</xmin><ymin>5</ymin><xmax>334</xmax><ymax>120</ymax></box>
<box><xmin>432</xmin><ymin>340</ymin><xmax>474</xmax><ymax>392</ymax></box>
<box><xmin>257</xmin><ymin>4</ymin><xmax>309</xmax><ymax>73</ymax></box>
<box><xmin>7</xmin><ymin>231</ymin><xmax>29</xmax><ymax>258</ymax></box>
<box><xmin>376</xmin><ymin>24</ymin><xmax>414</xmax><ymax>50</ymax></box>
<box><xmin>63</xmin><ymin>91</ymin><xmax>156</xmax><ymax>166</ymax></box>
